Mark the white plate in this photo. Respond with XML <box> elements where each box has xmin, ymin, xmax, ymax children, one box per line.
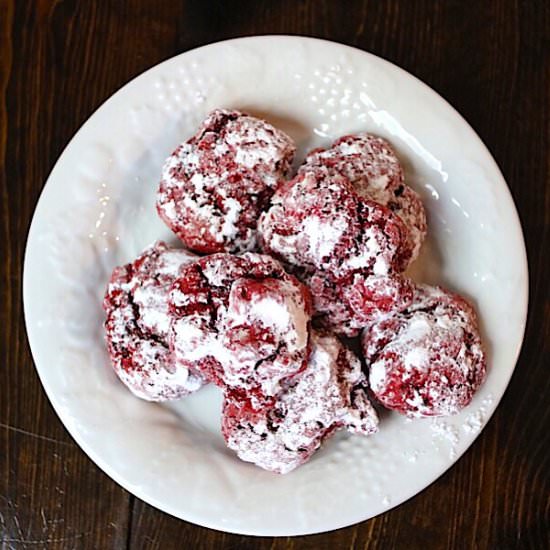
<box><xmin>23</xmin><ymin>36</ymin><xmax>528</xmax><ymax>536</ymax></box>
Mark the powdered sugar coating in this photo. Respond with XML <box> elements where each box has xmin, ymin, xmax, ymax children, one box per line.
<box><xmin>168</xmin><ymin>253</ymin><xmax>312</xmax><ymax>406</ymax></box>
<box><xmin>302</xmin><ymin>134</ymin><xmax>405</xmax><ymax>200</ymax></box>
<box><xmin>301</xmin><ymin>134</ymin><xmax>427</xmax><ymax>268</ymax></box>
<box><xmin>157</xmin><ymin>109</ymin><xmax>296</xmax><ymax>254</ymax></box>
<box><xmin>362</xmin><ymin>284</ymin><xmax>487</xmax><ymax>417</ymax></box>
<box><xmin>103</xmin><ymin>241</ymin><xmax>204</xmax><ymax>401</ymax></box>
<box><xmin>258</xmin><ymin>169</ymin><xmax>407</xmax><ymax>281</ymax></box>
<box><xmin>306</xmin><ymin>271</ymin><xmax>414</xmax><ymax>337</ymax></box>
<box><xmin>222</xmin><ymin>330</ymin><xmax>379</xmax><ymax>474</ymax></box>
<box><xmin>383</xmin><ymin>185</ymin><xmax>427</xmax><ymax>270</ymax></box>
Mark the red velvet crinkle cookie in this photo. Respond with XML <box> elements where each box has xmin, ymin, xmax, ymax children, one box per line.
<box><xmin>168</xmin><ymin>253</ymin><xmax>312</xmax><ymax>407</ymax></box>
<box><xmin>306</xmin><ymin>271</ymin><xmax>414</xmax><ymax>337</ymax></box>
<box><xmin>300</xmin><ymin>134</ymin><xmax>427</xmax><ymax>268</ymax></box>
<box><xmin>157</xmin><ymin>109</ymin><xmax>296</xmax><ymax>254</ymax></box>
<box><xmin>258</xmin><ymin>169</ymin><xmax>408</xmax><ymax>282</ymax></box>
<box><xmin>222</xmin><ymin>330</ymin><xmax>379</xmax><ymax>474</ymax></box>
<box><xmin>362</xmin><ymin>284</ymin><xmax>487</xmax><ymax>417</ymax></box>
<box><xmin>103</xmin><ymin>241</ymin><xmax>204</xmax><ymax>401</ymax></box>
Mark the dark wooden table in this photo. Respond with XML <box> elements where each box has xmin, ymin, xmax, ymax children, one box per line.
<box><xmin>1</xmin><ymin>1</ymin><xmax>549</xmax><ymax>548</ymax></box>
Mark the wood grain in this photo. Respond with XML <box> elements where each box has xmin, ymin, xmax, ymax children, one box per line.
<box><xmin>1</xmin><ymin>1</ymin><xmax>549</xmax><ymax>548</ymax></box>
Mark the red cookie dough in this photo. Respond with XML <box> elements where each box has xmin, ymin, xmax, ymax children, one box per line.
<box><xmin>306</xmin><ymin>271</ymin><xmax>414</xmax><ymax>337</ymax></box>
<box><xmin>168</xmin><ymin>253</ymin><xmax>312</xmax><ymax>407</ymax></box>
<box><xmin>362</xmin><ymin>284</ymin><xmax>487</xmax><ymax>418</ymax></box>
<box><xmin>103</xmin><ymin>241</ymin><xmax>204</xmax><ymax>401</ymax></box>
<box><xmin>258</xmin><ymin>169</ymin><xmax>408</xmax><ymax>282</ymax></box>
<box><xmin>300</xmin><ymin>134</ymin><xmax>427</xmax><ymax>268</ymax></box>
<box><xmin>157</xmin><ymin>109</ymin><xmax>296</xmax><ymax>254</ymax></box>
<box><xmin>222</xmin><ymin>330</ymin><xmax>379</xmax><ymax>474</ymax></box>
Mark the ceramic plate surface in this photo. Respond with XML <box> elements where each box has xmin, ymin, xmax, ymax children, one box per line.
<box><xmin>24</xmin><ymin>36</ymin><xmax>528</xmax><ymax>536</ymax></box>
